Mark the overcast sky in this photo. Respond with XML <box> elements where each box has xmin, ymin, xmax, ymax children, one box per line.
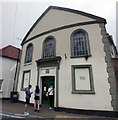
<box><xmin>0</xmin><ymin>0</ymin><xmax>117</xmax><ymax>49</ymax></box>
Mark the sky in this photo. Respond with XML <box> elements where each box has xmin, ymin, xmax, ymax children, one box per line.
<box><xmin>0</xmin><ymin>0</ymin><xmax>117</xmax><ymax>49</ymax></box>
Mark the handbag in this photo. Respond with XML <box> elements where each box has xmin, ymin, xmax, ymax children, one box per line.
<box><xmin>45</xmin><ymin>92</ymin><xmax>48</xmax><ymax>97</ymax></box>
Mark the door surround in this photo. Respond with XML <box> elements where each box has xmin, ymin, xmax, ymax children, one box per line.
<box><xmin>36</xmin><ymin>56</ymin><xmax>61</xmax><ymax>107</ymax></box>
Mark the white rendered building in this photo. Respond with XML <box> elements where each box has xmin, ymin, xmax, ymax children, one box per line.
<box><xmin>0</xmin><ymin>45</ymin><xmax>20</xmax><ymax>98</ymax></box>
<box><xmin>17</xmin><ymin>6</ymin><xmax>118</xmax><ymax>112</ymax></box>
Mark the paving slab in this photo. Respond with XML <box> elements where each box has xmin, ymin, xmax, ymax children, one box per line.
<box><xmin>2</xmin><ymin>99</ymin><xmax>118</xmax><ymax>120</ymax></box>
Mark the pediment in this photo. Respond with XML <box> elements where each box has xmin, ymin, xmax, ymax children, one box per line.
<box><xmin>22</xmin><ymin>6</ymin><xmax>106</xmax><ymax>45</ymax></box>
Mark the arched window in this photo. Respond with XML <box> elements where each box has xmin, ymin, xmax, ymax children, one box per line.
<box><xmin>25</xmin><ymin>43</ymin><xmax>33</xmax><ymax>63</ymax></box>
<box><xmin>43</xmin><ymin>37</ymin><xmax>55</xmax><ymax>58</ymax></box>
<box><xmin>71</xmin><ymin>29</ymin><xmax>90</xmax><ymax>57</ymax></box>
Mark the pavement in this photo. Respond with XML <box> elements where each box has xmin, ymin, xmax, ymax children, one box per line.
<box><xmin>1</xmin><ymin>99</ymin><xmax>118</xmax><ymax>120</ymax></box>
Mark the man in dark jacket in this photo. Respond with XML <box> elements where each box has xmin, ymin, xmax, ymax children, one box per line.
<box><xmin>24</xmin><ymin>85</ymin><xmax>33</xmax><ymax>116</ymax></box>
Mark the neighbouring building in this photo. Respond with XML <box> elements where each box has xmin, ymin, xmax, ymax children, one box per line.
<box><xmin>107</xmin><ymin>34</ymin><xmax>118</xmax><ymax>59</ymax></box>
<box><xmin>108</xmin><ymin>35</ymin><xmax>118</xmax><ymax>104</ymax></box>
<box><xmin>112</xmin><ymin>58</ymin><xmax>118</xmax><ymax>96</ymax></box>
<box><xmin>0</xmin><ymin>45</ymin><xmax>20</xmax><ymax>98</ymax></box>
<box><xmin>16</xmin><ymin>6</ymin><xmax>118</xmax><ymax>112</ymax></box>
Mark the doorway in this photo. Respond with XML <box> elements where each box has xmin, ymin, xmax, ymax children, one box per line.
<box><xmin>42</xmin><ymin>76</ymin><xmax>55</xmax><ymax>106</ymax></box>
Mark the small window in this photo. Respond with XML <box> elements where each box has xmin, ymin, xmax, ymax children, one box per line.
<box><xmin>71</xmin><ymin>29</ymin><xmax>90</xmax><ymax>57</ymax></box>
<box><xmin>43</xmin><ymin>37</ymin><xmax>55</xmax><ymax>58</ymax></box>
<box><xmin>21</xmin><ymin>70</ymin><xmax>31</xmax><ymax>90</ymax></box>
<box><xmin>0</xmin><ymin>79</ymin><xmax>3</xmax><ymax>91</ymax></box>
<box><xmin>25</xmin><ymin>44</ymin><xmax>33</xmax><ymax>64</ymax></box>
<box><xmin>72</xmin><ymin>65</ymin><xmax>95</xmax><ymax>94</ymax></box>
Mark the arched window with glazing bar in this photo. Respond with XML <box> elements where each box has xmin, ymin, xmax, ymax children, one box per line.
<box><xmin>43</xmin><ymin>36</ymin><xmax>56</xmax><ymax>58</ymax></box>
<box><xmin>71</xmin><ymin>29</ymin><xmax>91</xmax><ymax>57</ymax></box>
<box><xmin>25</xmin><ymin>43</ymin><xmax>33</xmax><ymax>63</ymax></box>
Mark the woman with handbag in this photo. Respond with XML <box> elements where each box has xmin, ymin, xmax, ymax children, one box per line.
<box><xmin>48</xmin><ymin>85</ymin><xmax>54</xmax><ymax>109</ymax></box>
<box><xmin>34</xmin><ymin>85</ymin><xmax>40</xmax><ymax>112</ymax></box>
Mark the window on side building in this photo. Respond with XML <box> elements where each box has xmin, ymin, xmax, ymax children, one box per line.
<box><xmin>0</xmin><ymin>79</ymin><xmax>3</xmax><ymax>91</ymax></box>
<box><xmin>43</xmin><ymin>36</ymin><xmax>56</xmax><ymax>58</ymax></box>
<box><xmin>25</xmin><ymin>43</ymin><xmax>33</xmax><ymax>64</ymax></box>
<box><xmin>71</xmin><ymin>29</ymin><xmax>91</xmax><ymax>58</ymax></box>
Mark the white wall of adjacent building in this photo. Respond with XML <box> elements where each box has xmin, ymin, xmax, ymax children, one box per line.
<box><xmin>0</xmin><ymin>56</ymin><xmax>17</xmax><ymax>98</ymax></box>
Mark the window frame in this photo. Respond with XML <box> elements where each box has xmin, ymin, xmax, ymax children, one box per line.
<box><xmin>0</xmin><ymin>79</ymin><xmax>3</xmax><ymax>92</ymax></box>
<box><xmin>24</xmin><ymin>43</ymin><xmax>33</xmax><ymax>65</ymax></box>
<box><xmin>70</xmin><ymin>29</ymin><xmax>91</xmax><ymax>58</ymax></box>
<box><xmin>21</xmin><ymin>70</ymin><xmax>31</xmax><ymax>91</ymax></box>
<box><xmin>71</xmin><ymin>65</ymin><xmax>95</xmax><ymax>94</ymax></box>
<box><xmin>42</xmin><ymin>36</ymin><xmax>56</xmax><ymax>58</ymax></box>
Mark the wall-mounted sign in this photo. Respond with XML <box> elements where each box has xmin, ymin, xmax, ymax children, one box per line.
<box><xmin>72</xmin><ymin>65</ymin><xmax>94</xmax><ymax>94</ymax></box>
<box><xmin>45</xmin><ymin>69</ymin><xmax>49</xmax><ymax>74</ymax></box>
<box><xmin>75</xmin><ymin>68</ymin><xmax>91</xmax><ymax>90</ymax></box>
<box><xmin>44</xmin><ymin>87</ymin><xmax>46</xmax><ymax>91</ymax></box>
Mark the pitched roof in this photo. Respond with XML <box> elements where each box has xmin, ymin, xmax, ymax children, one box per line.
<box><xmin>21</xmin><ymin>6</ymin><xmax>106</xmax><ymax>46</ymax></box>
<box><xmin>0</xmin><ymin>45</ymin><xmax>21</xmax><ymax>60</ymax></box>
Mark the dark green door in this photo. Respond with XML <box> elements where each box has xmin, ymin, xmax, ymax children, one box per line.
<box><xmin>42</xmin><ymin>76</ymin><xmax>55</xmax><ymax>105</ymax></box>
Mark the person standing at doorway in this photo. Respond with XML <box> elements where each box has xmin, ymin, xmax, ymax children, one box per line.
<box><xmin>48</xmin><ymin>85</ymin><xmax>54</xmax><ymax>109</ymax></box>
<box><xmin>34</xmin><ymin>85</ymin><xmax>40</xmax><ymax>112</ymax></box>
<box><xmin>24</xmin><ymin>85</ymin><xmax>33</xmax><ymax>116</ymax></box>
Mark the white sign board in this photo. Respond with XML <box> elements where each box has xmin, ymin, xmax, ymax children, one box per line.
<box><xmin>75</xmin><ymin>68</ymin><xmax>91</xmax><ymax>90</ymax></box>
<box><xmin>24</xmin><ymin>72</ymin><xmax>30</xmax><ymax>88</ymax></box>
